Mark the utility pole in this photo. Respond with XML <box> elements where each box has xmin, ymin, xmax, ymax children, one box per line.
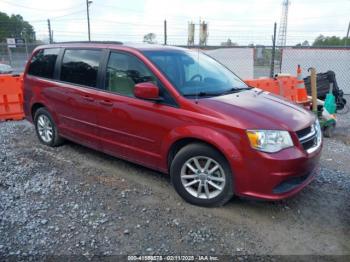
<box><xmin>277</xmin><ymin>0</ymin><xmax>290</xmax><ymax>47</ymax></box>
<box><xmin>86</xmin><ymin>0</ymin><xmax>92</xmax><ymax>41</ymax></box>
<box><xmin>23</xmin><ymin>33</ymin><xmax>29</xmax><ymax>59</ymax></box>
<box><xmin>47</xmin><ymin>19</ymin><xmax>52</xmax><ymax>44</ymax></box>
<box><xmin>277</xmin><ymin>0</ymin><xmax>291</xmax><ymax>72</ymax></box>
<box><xmin>270</xmin><ymin>22</ymin><xmax>277</xmax><ymax>78</ymax></box>
<box><xmin>198</xmin><ymin>17</ymin><xmax>201</xmax><ymax>47</ymax></box>
<box><xmin>164</xmin><ymin>20</ymin><xmax>167</xmax><ymax>45</ymax></box>
<box><xmin>345</xmin><ymin>21</ymin><xmax>350</xmax><ymax>47</ymax></box>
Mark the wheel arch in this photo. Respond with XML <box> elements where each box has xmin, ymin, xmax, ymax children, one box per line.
<box><xmin>167</xmin><ymin>138</ymin><xmax>225</xmax><ymax>171</ymax></box>
<box><xmin>31</xmin><ymin>102</ymin><xmax>46</xmax><ymax>120</ymax></box>
<box><xmin>31</xmin><ymin>102</ymin><xmax>59</xmax><ymax>126</ymax></box>
<box><xmin>163</xmin><ymin>126</ymin><xmax>243</xmax><ymax>174</ymax></box>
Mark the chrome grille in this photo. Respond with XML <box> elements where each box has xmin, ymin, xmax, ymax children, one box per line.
<box><xmin>296</xmin><ymin>126</ymin><xmax>312</xmax><ymax>138</ymax></box>
<box><xmin>297</xmin><ymin>121</ymin><xmax>322</xmax><ymax>154</ymax></box>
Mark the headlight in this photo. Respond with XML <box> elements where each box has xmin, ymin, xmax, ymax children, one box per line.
<box><xmin>246</xmin><ymin>130</ymin><xmax>294</xmax><ymax>153</ymax></box>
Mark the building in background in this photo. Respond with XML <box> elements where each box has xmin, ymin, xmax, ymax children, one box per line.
<box><xmin>199</xmin><ymin>21</ymin><xmax>208</xmax><ymax>46</ymax></box>
<box><xmin>187</xmin><ymin>22</ymin><xmax>195</xmax><ymax>46</ymax></box>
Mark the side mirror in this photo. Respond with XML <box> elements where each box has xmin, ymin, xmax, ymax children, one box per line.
<box><xmin>134</xmin><ymin>82</ymin><xmax>161</xmax><ymax>101</ymax></box>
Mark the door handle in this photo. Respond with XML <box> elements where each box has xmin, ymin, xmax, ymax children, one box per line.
<box><xmin>99</xmin><ymin>100</ymin><xmax>113</xmax><ymax>107</ymax></box>
<box><xmin>82</xmin><ymin>95</ymin><xmax>94</xmax><ymax>102</ymax></box>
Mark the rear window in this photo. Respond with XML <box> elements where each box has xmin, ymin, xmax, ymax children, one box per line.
<box><xmin>28</xmin><ymin>48</ymin><xmax>60</xmax><ymax>78</ymax></box>
<box><xmin>60</xmin><ymin>49</ymin><xmax>102</xmax><ymax>87</ymax></box>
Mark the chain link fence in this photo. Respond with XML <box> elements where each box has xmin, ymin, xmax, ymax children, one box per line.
<box><xmin>1</xmin><ymin>42</ymin><xmax>349</xmax><ymax>93</ymax></box>
<box><xmin>193</xmin><ymin>45</ymin><xmax>350</xmax><ymax>94</ymax></box>
<box><xmin>0</xmin><ymin>43</ymin><xmax>38</xmax><ymax>74</ymax></box>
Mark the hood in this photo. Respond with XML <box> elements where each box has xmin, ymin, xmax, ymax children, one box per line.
<box><xmin>198</xmin><ymin>89</ymin><xmax>315</xmax><ymax>131</ymax></box>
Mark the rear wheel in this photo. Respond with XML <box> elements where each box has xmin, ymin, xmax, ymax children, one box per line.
<box><xmin>34</xmin><ymin>108</ymin><xmax>64</xmax><ymax>147</ymax></box>
<box><xmin>170</xmin><ymin>143</ymin><xmax>234</xmax><ymax>207</ymax></box>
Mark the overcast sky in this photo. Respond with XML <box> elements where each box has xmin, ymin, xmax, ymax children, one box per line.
<box><xmin>1</xmin><ymin>0</ymin><xmax>350</xmax><ymax>45</ymax></box>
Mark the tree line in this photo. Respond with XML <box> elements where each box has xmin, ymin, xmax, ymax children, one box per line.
<box><xmin>0</xmin><ymin>12</ymin><xmax>36</xmax><ymax>43</ymax></box>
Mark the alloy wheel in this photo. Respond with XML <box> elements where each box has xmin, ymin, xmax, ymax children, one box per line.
<box><xmin>180</xmin><ymin>156</ymin><xmax>226</xmax><ymax>199</ymax></box>
<box><xmin>37</xmin><ymin>114</ymin><xmax>54</xmax><ymax>143</ymax></box>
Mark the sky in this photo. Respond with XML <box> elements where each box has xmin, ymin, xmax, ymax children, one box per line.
<box><xmin>1</xmin><ymin>0</ymin><xmax>350</xmax><ymax>46</ymax></box>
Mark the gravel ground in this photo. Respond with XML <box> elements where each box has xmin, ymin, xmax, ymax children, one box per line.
<box><xmin>0</xmin><ymin>106</ymin><xmax>349</xmax><ymax>260</ymax></box>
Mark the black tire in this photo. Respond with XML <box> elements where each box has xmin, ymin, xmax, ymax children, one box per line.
<box><xmin>170</xmin><ymin>143</ymin><xmax>234</xmax><ymax>207</ymax></box>
<box><xmin>34</xmin><ymin>107</ymin><xmax>64</xmax><ymax>147</ymax></box>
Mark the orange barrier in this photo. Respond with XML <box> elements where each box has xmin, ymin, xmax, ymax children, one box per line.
<box><xmin>296</xmin><ymin>65</ymin><xmax>309</xmax><ymax>103</ymax></box>
<box><xmin>0</xmin><ymin>74</ymin><xmax>25</xmax><ymax>121</ymax></box>
<box><xmin>245</xmin><ymin>78</ymin><xmax>280</xmax><ymax>94</ymax></box>
<box><xmin>245</xmin><ymin>75</ymin><xmax>310</xmax><ymax>105</ymax></box>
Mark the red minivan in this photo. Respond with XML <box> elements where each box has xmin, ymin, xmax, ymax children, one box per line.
<box><xmin>23</xmin><ymin>42</ymin><xmax>322</xmax><ymax>206</ymax></box>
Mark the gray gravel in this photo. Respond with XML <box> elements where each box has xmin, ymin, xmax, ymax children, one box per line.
<box><xmin>0</xmin><ymin>111</ymin><xmax>349</xmax><ymax>258</ymax></box>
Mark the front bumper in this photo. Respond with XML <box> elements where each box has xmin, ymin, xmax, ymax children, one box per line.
<box><xmin>233</xmin><ymin>143</ymin><xmax>322</xmax><ymax>201</ymax></box>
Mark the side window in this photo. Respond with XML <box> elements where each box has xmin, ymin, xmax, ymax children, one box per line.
<box><xmin>60</xmin><ymin>49</ymin><xmax>102</xmax><ymax>87</ymax></box>
<box><xmin>28</xmin><ymin>48</ymin><xmax>60</xmax><ymax>78</ymax></box>
<box><xmin>105</xmin><ymin>52</ymin><xmax>156</xmax><ymax>96</ymax></box>
<box><xmin>148</xmin><ymin>55</ymin><xmax>180</xmax><ymax>88</ymax></box>
<box><xmin>183</xmin><ymin>60</ymin><xmax>199</xmax><ymax>82</ymax></box>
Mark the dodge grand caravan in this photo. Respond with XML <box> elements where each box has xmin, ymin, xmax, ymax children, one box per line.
<box><xmin>23</xmin><ymin>42</ymin><xmax>322</xmax><ymax>207</ymax></box>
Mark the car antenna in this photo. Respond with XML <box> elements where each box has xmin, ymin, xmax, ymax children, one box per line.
<box><xmin>195</xmin><ymin>48</ymin><xmax>200</xmax><ymax>104</ymax></box>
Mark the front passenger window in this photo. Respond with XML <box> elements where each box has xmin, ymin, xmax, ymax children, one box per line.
<box><xmin>105</xmin><ymin>52</ymin><xmax>156</xmax><ymax>96</ymax></box>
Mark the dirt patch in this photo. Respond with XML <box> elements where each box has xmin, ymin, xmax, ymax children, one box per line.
<box><xmin>0</xmin><ymin>119</ymin><xmax>349</xmax><ymax>258</ymax></box>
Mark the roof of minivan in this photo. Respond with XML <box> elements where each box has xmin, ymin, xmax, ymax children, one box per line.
<box><xmin>37</xmin><ymin>41</ymin><xmax>188</xmax><ymax>52</ymax></box>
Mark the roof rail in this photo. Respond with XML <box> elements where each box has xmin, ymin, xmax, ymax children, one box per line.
<box><xmin>52</xmin><ymin>41</ymin><xmax>123</xmax><ymax>45</ymax></box>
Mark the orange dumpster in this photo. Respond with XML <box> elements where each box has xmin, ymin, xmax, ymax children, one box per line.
<box><xmin>0</xmin><ymin>74</ymin><xmax>25</xmax><ymax>121</ymax></box>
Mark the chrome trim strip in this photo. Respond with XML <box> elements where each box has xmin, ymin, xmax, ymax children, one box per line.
<box><xmin>300</xmin><ymin>133</ymin><xmax>316</xmax><ymax>143</ymax></box>
<box><xmin>297</xmin><ymin>122</ymin><xmax>322</xmax><ymax>154</ymax></box>
<box><xmin>306</xmin><ymin>138</ymin><xmax>321</xmax><ymax>154</ymax></box>
<box><xmin>299</xmin><ymin>129</ymin><xmax>316</xmax><ymax>142</ymax></box>
<box><xmin>306</xmin><ymin>125</ymin><xmax>322</xmax><ymax>154</ymax></box>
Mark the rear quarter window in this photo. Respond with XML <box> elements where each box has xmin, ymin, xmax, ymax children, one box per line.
<box><xmin>28</xmin><ymin>48</ymin><xmax>60</xmax><ymax>79</ymax></box>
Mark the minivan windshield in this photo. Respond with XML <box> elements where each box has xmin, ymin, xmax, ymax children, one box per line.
<box><xmin>143</xmin><ymin>49</ymin><xmax>249</xmax><ymax>97</ymax></box>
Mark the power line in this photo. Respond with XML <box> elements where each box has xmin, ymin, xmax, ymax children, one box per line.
<box><xmin>47</xmin><ymin>10</ymin><xmax>87</xmax><ymax>21</ymax></box>
<box><xmin>18</xmin><ymin>9</ymin><xmax>87</xmax><ymax>23</ymax></box>
<box><xmin>93</xmin><ymin>3</ymin><xmax>350</xmax><ymax>22</ymax></box>
<box><xmin>0</xmin><ymin>0</ymin><xmax>82</xmax><ymax>12</ymax></box>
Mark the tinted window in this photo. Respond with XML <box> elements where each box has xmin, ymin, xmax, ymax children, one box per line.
<box><xmin>143</xmin><ymin>50</ymin><xmax>248</xmax><ymax>97</ymax></box>
<box><xmin>28</xmin><ymin>48</ymin><xmax>59</xmax><ymax>78</ymax></box>
<box><xmin>60</xmin><ymin>49</ymin><xmax>102</xmax><ymax>87</ymax></box>
<box><xmin>105</xmin><ymin>52</ymin><xmax>157</xmax><ymax>96</ymax></box>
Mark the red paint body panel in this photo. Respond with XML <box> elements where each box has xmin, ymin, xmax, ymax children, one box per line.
<box><xmin>134</xmin><ymin>82</ymin><xmax>159</xmax><ymax>100</ymax></box>
<box><xmin>23</xmin><ymin>43</ymin><xmax>322</xmax><ymax>200</ymax></box>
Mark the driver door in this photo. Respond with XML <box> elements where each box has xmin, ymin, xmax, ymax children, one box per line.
<box><xmin>94</xmin><ymin>51</ymin><xmax>178</xmax><ymax>169</ymax></box>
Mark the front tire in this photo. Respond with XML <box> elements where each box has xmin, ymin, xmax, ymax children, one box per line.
<box><xmin>170</xmin><ymin>143</ymin><xmax>234</xmax><ymax>207</ymax></box>
<box><xmin>34</xmin><ymin>108</ymin><xmax>64</xmax><ymax>147</ymax></box>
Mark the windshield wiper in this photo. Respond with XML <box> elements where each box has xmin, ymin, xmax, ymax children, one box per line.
<box><xmin>183</xmin><ymin>87</ymin><xmax>252</xmax><ymax>98</ymax></box>
<box><xmin>222</xmin><ymin>87</ymin><xmax>252</xmax><ymax>95</ymax></box>
<box><xmin>183</xmin><ymin>91</ymin><xmax>223</xmax><ymax>97</ymax></box>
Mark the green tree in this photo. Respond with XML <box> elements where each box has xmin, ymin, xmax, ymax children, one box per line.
<box><xmin>0</xmin><ymin>12</ymin><xmax>36</xmax><ymax>43</ymax></box>
<box><xmin>295</xmin><ymin>40</ymin><xmax>310</xmax><ymax>47</ymax></box>
<box><xmin>220</xmin><ymin>38</ymin><xmax>238</xmax><ymax>47</ymax></box>
<box><xmin>312</xmin><ymin>34</ymin><xmax>349</xmax><ymax>47</ymax></box>
<box><xmin>143</xmin><ymin>33</ymin><xmax>157</xmax><ymax>44</ymax></box>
